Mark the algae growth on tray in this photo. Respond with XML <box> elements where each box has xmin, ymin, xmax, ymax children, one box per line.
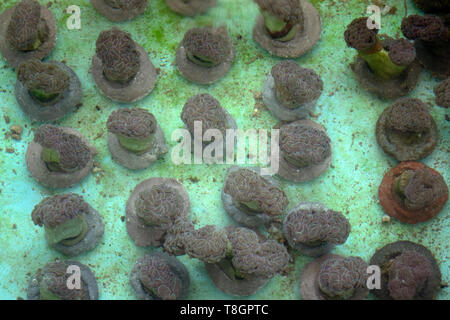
<box><xmin>0</xmin><ymin>0</ymin><xmax>448</xmax><ymax>300</ymax></box>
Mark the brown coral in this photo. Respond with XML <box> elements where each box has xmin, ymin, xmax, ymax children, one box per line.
<box><xmin>96</xmin><ymin>28</ymin><xmax>141</xmax><ymax>83</ymax></box>
<box><xmin>107</xmin><ymin>108</ymin><xmax>156</xmax><ymax>139</ymax></box>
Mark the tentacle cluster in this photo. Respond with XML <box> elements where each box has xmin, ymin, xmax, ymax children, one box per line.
<box><xmin>104</xmin><ymin>0</ymin><xmax>147</xmax><ymax>10</ymax></box>
<box><xmin>284</xmin><ymin>208</ymin><xmax>350</xmax><ymax>245</ymax></box>
<box><xmin>6</xmin><ymin>0</ymin><xmax>48</xmax><ymax>51</ymax></box>
<box><xmin>396</xmin><ymin>169</ymin><xmax>448</xmax><ymax>211</ymax></box>
<box><xmin>34</xmin><ymin>124</ymin><xmax>91</xmax><ymax>172</ymax></box>
<box><xmin>39</xmin><ymin>261</ymin><xmax>89</xmax><ymax>300</ymax></box>
<box><xmin>96</xmin><ymin>28</ymin><xmax>141</xmax><ymax>83</ymax></box>
<box><xmin>227</xmin><ymin>227</ymin><xmax>290</xmax><ymax>279</ymax></box>
<box><xmin>163</xmin><ymin>217</ymin><xmax>195</xmax><ymax>256</ymax></box>
<box><xmin>31</xmin><ymin>193</ymin><xmax>89</xmax><ymax>228</ymax></box>
<box><xmin>18</xmin><ymin>59</ymin><xmax>70</xmax><ymax>99</ymax></box>
<box><xmin>401</xmin><ymin>15</ymin><xmax>448</xmax><ymax>42</ymax></box>
<box><xmin>344</xmin><ymin>17</ymin><xmax>379</xmax><ymax>52</ymax></box>
<box><xmin>271</xmin><ymin>60</ymin><xmax>323</xmax><ymax>108</ymax></box>
<box><xmin>184</xmin><ymin>225</ymin><xmax>229</xmax><ymax>264</ymax></box>
<box><xmin>388</xmin><ymin>39</ymin><xmax>417</xmax><ymax>66</ymax></box>
<box><xmin>224</xmin><ymin>168</ymin><xmax>288</xmax><ymax>216</ymax></box>
<box><xmin>135</xmin><ymin>184</ymin><xmax>185</xmax><ymax>228</ymax></box>
<box><xmin>386</xmin><ymin>98</ymin><xmax>432</xmax><ymax>133</ymax></box>
<box><xmin>107</xmin><ymin>108</ymin><xmax>156</xmax><ymax>138</ymax></box>
<box><xmin>254</xmin><ymin>0</ymin><xmax>303</xmax><ymax>24</ymax></box>
<box><xmin>182</xmin><ymin>28</ymin><xmax>231</xmax><ymax>66</ymax></box>
<box><xmin>280</xmin><ymin>123</ymin><xmax>331</xmax><ymax>167</ymax></box>
<box><xmin>318</xmin><ymin>256</ymin><xmax>368</xmax><ymax>299</ymax></box>
<box><xmin>388</xmin><ymin>251</ymin><xmax>432</xmax><ymax>300</ymax></box>
<box><xmin>181</xmin><ymin>93</ymin><xmax>228</xmax><ymax>135</ymax></box>
<box><xmin>434</xmin><ymin>78</ymin><xmax>450</xmax><ymax>108</ymax></box>
<box><xmin>139</xmin><ymin>255</ymin><xmax>182</xmax><ymax>300</ymax></box>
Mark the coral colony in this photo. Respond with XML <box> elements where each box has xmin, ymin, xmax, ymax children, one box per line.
<box><xmin>0</xmin><ymin>0</ymin><xmax>447</xmax><ymax>301</ymax></box>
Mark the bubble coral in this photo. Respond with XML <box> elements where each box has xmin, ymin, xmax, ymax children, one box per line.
<box><xmin>203</xmin><ymin>226</ymin><xmax>290</xmax><ymax>296</ymax></box>
<box><xmin>370</xmin><ymin>241</ymin><xmax>442</xmax><ymax>300</ymax></box>
<box><xmin>378</xmin><ymin>161</ymin><xmax>448</xmax><ymax>224</ymax></box>
<box><xmin>300</xmin><ymin>254</ymin><xmax>369</xmax><ymax>300</ymax></box>
<box><xmin>0</xmin><ymin>0</ymin><xmax>57</xmax><ymax>67</ymax></box>
<box><xmin>434</xmin><ymin>77</ymin><xmax>450</xmax><ymax>108</ymax></box>
<box><xmin>283</xmin><ymin>202</ymin><xmax>350</xmax><ymax>257</ymax></box>
<box><xmin>27</xmin><ymin>260</ymin><xmax>99</xmax><ymax>300</ymax></box>
<box><xmin>252</xmin><ymin>0</ymin><xmax>321</xmax><ymax>58</ymax></box>
<box><xmin>176</xmin><ymin>26</ymin><xmax>235</xmax><ymax>84</ymax></box>
<box><xmin>184</xmin><ymin>225</ymin><xmax>229</xmax><ymax>264</ymax></box>
<box><xmin>165</xmin><ymin>0</ymin><xmax>217</xmax><ymax>16</ymax></box>
<box><xmin>262</xmin><ymin>60</ymin><xmax>323</xmax><ymax>120</ymax></box>
<box><xmin>376</xmin><ymin>98</ymin><xmax>438</xmax><ymax>161</ymax></box>
<box><xmin>92</xmin><ymin>28</ymin><xmax>157</xmax><ymax>102</ymax></box>
<box><xmin>126</xmin><ymin>178</ymin><xmax>190</xmax><ymax>247</ymax></box>
<box><xmin>277</xmin><ymin>120</ymin><xmax>332</xmax><ymax>182</ymax></box>
<box><xmin>222</xmin><ymin>166</ymin><xmax>288</xmax><ymax>227</ymax></box>
<box><xmin>91</xmin><ymin>0</ymin><xmax>148</xmax><ymax>22</ymax></box>
<box><xmin>130</xmin><ymin>252</ymin><xmax>190</xmax><ymax>300</ymax></box>
<box><xmin>401</xmin><ymin>14</ymin><xmax>450</xmax><ymax>78</ymax></box>
<box><xmin>26</xmin><ymin>125</ymin><xmax>96</xmax><ymax>188</ymax></box>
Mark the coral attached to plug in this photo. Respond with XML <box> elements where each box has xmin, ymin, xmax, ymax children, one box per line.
<box><xmin>26</xmin><ymin>124</ymin><xmax>97</xmax><ymax>188</ymax></box>
<box><xmin>165</xmin><ymin>0</ymin><xmax>217</xmax><ymax>16</ymax></box>
<box><xmin>253</xmin><ymin>0</ymin><xmax>321</xmax><ymax>58</ymax></box>
<box><xmin>300</xmin><ymin>254</ymin><xmax>369</xmax><ymax>300</ymax></box>
<box><xmin>31</xmin><ymin>193</ymin><xmax>104</xmax><ymax>256</ymax></box>
<box><xmin>370</xmin><ymin>241</ymin><xmax>442</xmax><ymax>300</ymax></box>
<box><xmin>345</xmin><ymin>17</ymin><xmax>422</xmax><ymax>99</ymax></box>
<box><xmin>91</xmin><ymin>0</ymin><xmax>148</xmax><ymax>22</ymax></box>
<box><xmin>130</xmin><ymin>252</ymin><xmax>190</xmax><ymax>300</ymax></box>
<box><xmin>107</xmin><ymin>108</ymin><xmax>168</xmax><ymax>170</ymax></box>
<box><xmin>401</xmin><ymin>14</ymin><xmax>450</xmax><ymax>79</ymax></box>
<box><xmin>92</xmin><ymin>28</ymin><xmax>157</xmax><ymax>103</ymax></box>
<box><xmin>176</xmin><ymin>27</ymin><xmax>235</xmax><ymax>84</ymax></box>
<box><xmin>27</xmin><ymin>260</ymin><xmax>99</xmax><ymax>300</ymax></box>
<box><xmin>222</xmin><ymin>166</ymin><xmax>288</xmax><ymax>228</ymax></box>
<box><xmin>15</xmin><ymin>59</ymin><xmax>82</xmax><ymax>121</ymax></box>
<box><xmin>126</xmin><ymin>178</ymin><xmax>191</xmax><ymax>247</ymax></box>
<box><xmin>283</xmin><ymin>202</ymin><xmax>350</xmax><ymax>257</ymax></box>
<box><xmin>378</xmin><ymin>161</ymin><xmax>448</xmax><ymax>224</ymax></box>
<box><xmin>262</xmin><ymin>60</ymin><xmax>323</xmax><ymax>121</ymax></box>
<box><xmin>376</xmin><ymin>98</ymin><xmax>438</xmax><ymax>161</ymax></box>
<box><xmin>276</xmin><ymin>119</ymin><xmax>332</xmax><ymax>182</ymax></box>
<box><xmin>0</xmin><ymin>0</ymin><xmax>57</xmax><ymax>68</ymax></box>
